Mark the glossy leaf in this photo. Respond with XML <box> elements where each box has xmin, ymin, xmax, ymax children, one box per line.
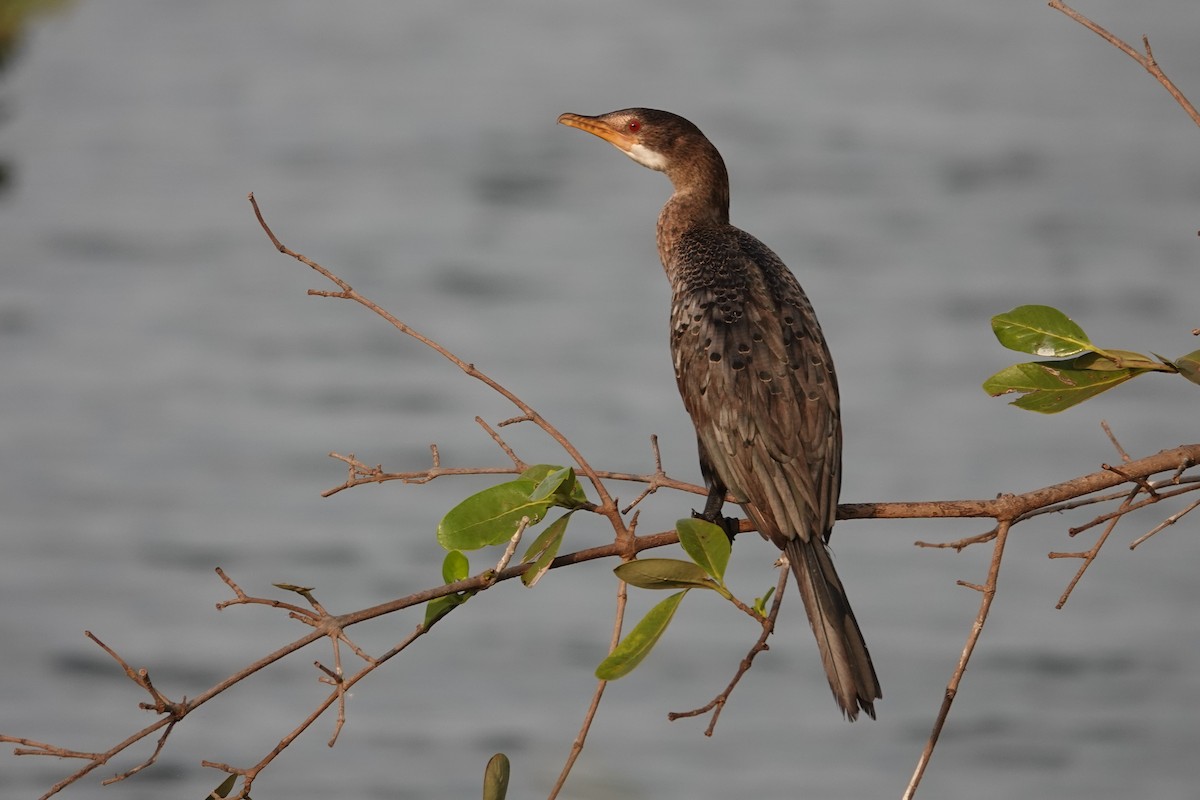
<box><xmin>482</xmin><ymin>753</ymin><xmax>511</xmax><ymax>800</ymax></box>
<box><xmin>437</xmin><ymin>479</ymin><xmax>551</xmax><ymax>551</ymax></box>
<box><xmin>442</xmin><ymin>550</ymin><xmax>470</xmax><ymax>584</ymax></box>
<box><xmin>595</xmin><ymin>591</ymin><xmax>687</xmax><ymax>680</ymax></box>
<box><xmin>983</xmin><ymin>361</ymin><xmax>1145</xmax><ymax>413</ymax></box>
<box><xmin>520</xmin><ymin>513</ymin><xmax>570</xmax><ymax>587</ymax></box>
<box><xmin>991</xmin><ymin>305</ymin><xmax>1101</xmax><ymax>358</ymax></box>
<box><xmin>676</xmin><ymin>518</ymin><xmax>730</xmax><ymax>583</ymax></box>
<box><xmin>614</xmin><ymin>558</ymin><xmax>722</xmax><ymax>592</ymax></box>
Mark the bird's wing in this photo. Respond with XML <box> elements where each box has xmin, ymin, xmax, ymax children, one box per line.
<box><xmin>670</xmin><ymin>226</ymin><xmax>841</xmax><ymax>546</ymax></box>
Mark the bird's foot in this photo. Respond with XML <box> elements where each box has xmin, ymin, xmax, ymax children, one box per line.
<box><xmin>690</xmin><ymin>508</ymin><xmax>740</xmax><ymax>544</ymax></box>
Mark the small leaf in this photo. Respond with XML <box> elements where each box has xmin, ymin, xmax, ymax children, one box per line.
<box><xmin>614</xmin><ymin>558</ymin><xmax>722</xmax><ymax>591</ymax></box>
<box><xmin>753</xmin><ymin>586</ymin><xmax>776</xmax><ymax>617</ymax></box>
<box><xmin>520</xmin><ymin>513</ymin><xmax>570</xmax><ymax>587</ymax></box>
<box><xmin>207</xmin><ymin>775</ymin><xmax>238</xmax><ymax>800</ymax></box>
<box><xmin>1171</xmin><ymin>349</ymin><xmax>1200</xmax><ymax>386</ymax></box>
<box><xmin>991</xmin><ymin>305</ymin><xmax>1102</xmax><ymax>358</ymax></box>
<box><xmin>437</xmin><ymin>479</ymin><xmax>552</xmax><ymax>551</ymax></box>
<box><xmin>530</xmin><ymin>467</ymin><xmax>589</xmax><ymax>509</ymax></box>
<box><xmin>519</xmin><ymin>464</ymin><xmax>561</xmax><ymax>484</ymax></box>
<box><xmin>424</xmin><ymin>592</ymin><xmax>468</xmax><ymax>628</ymax></box>
<box><xmin>676</xmin><ymin>518</ymin><xmax>730</xmax><ymax>583</ymax></box>
<box><xmin>1071</xmin><ymin>349</ymin><xmax>1162</xmax><ymax>371</ymax></box>
<box><xmin>442</xmin><ymin>550</ymin><xmax>470</xmax><ymax>584</ymax></box>
<box><xmin>983</xmin><ymin>361</ymin><xmax>1144</xmax><ymax>413</ymax></box>
<box><xmin>524</xmin><ymin>464</ymin><xmax>589</xmax><ymax>508</ymax></box>
<box><xmin>482</xmin><ymin>753</ymin><xmax>511</xmax><ymax>800</ymax></box>
<box><xmin>273</xmin><ymin>583</ymin><xmax>315</xmax><ymax>595</ymax></box>
<box><xmin>528</xmin><ymin>466</ymin><xmax>572</xmax><ymax>502</ymax></box>
<box><xmin>595</xmin><ymin>591</ymin><xmax>687</xmax><ymax>680</ymax></box>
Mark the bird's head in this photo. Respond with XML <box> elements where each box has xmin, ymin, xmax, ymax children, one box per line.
<box><xmin>557</xmin><ymin>108</ymin><xmax>726</xmax><ymax>184</ymax></box>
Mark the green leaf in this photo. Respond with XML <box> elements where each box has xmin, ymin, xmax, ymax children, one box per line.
<box><xmin>991</xmin><ymin>305</ymin><xmax>1103</xmax><ymax>358</ymax></box>
<box><xmin>425</xmin><ymin>552</ymin><xmax>474</xmax><ymax>627</ymax></box>
<box><xmin>523</xmin><ymin>464</ymin><xmax>588</xmax><ymax>508</ymax></box>
<box><xmin>982</xmin><ymin>361</ymin><xmax>1145</xmax><ymax>413</ymax></box>
<box><xmin>528</xmin><ymin>466</ymin><xmax>588</xmax><ymax>509</ymax></box>
<box><xmin>675</xmin><ymin>518</ymin><xmax>730</xmax><ymax>583</ymax></box>
<box><xmin>482</xmin><ymin>753</ymin><xmax>511</xmax><ymax>800</ymax></box>
<box><xmin>442</xmin><ymin>550</ymin><xmax>470</xmax><ymax>584</ymax></box>
<box><xmin>753</xmin><ymin>586</ymin><xmax>776</xmax><ymax>617</ymax></box>
<box><xmin>1071</xmin><ymin>349</ymin><xmax>1172</xmax><ymax>372</ymax></box>
<box><xmin>520</xmin><ymin>513</ymin><xmax>570</xmax><ymax>587</ymax></box>
<box><xmin>437</xmin><ymin>479</ymin><xmax>551</xmax><ymax>551</ymax></box>
<box><xmin>614</xmin><ymin>558</ymin><xmax>723</xmax><ymax>592</ymax></box>
<box><xmin>1171</xmin><ymin>349</ymin><xmax>1200</xmax><ymax>386</ymax></box>
<box><xmin>595</xmin><ymin>591</ymin><xmax>687</xmax><ymax>680</ymax></box>
<box><xmin>519</xmin><ymin>464</ymin><xmax>561</xmax><ymax>484</ymax></box>
<box><xmin>206</xmin><ymin>775</ymin><xmax>238</xmax><ymax>800</ymax></box>
<box><xmin>527</xmin><ymin>466</ymin><xmax>571</xmax><ymax>502</ymax></box>
<box><xmin>424</xmin><ymin>591</ymin><xmax>468</xmax><ymax>628</ymax></box>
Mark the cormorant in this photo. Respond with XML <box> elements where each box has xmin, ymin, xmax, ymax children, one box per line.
<box><xmin>558</xmin><ymin>108</ymin><xmax>880</xmax><ymax>720</ymax></box>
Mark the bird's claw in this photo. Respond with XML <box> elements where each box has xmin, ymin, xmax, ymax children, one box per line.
<box><xmin>690</xmin><ymin>508</ymin><xmax>740</xmax><ymax>544</ymax></box>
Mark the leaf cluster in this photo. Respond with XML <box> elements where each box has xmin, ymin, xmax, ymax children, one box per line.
<box><xmin>983</xmin><ymin>305</ymin><xmax>1200</xmax><ymax>412</ymax></box>
<box><xmin>426</xmin><ymin>465</ymin><xmax>587</xmax><ymax>625</ymax></box>
<box><xmin>596</xmin><ymin>519</ymin><xmax>773</xmax><ymax>680</ymax></box>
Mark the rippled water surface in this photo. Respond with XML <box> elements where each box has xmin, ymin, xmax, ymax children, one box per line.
<box><xmin>2</xmin><ymin>2</ymin><xmax>1198</xmax><ymax>798</ymax></box>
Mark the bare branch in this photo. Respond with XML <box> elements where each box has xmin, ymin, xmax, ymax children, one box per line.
<box><xmin>903</xmin><ymin>519</ymin><xmax>1013</xmax><ymax>800</ymax></box>
<box><xmin>247</xmin><ymin>194</ymin><xmax>623</xmax><ymax>529</ymax></box>
<box><xmin>668</xmin><ymin>565</ymin><xmax>790</xmax><ymax>735</ymax></box>
<box><xmin>1048</xmin><ymin>0</ymin><xmax>1200</xmax><ymax>128</ymax></box>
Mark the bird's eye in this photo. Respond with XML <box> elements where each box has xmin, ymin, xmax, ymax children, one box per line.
<box><xmin>627</xmin><ymin>119</ymin><xmax>642</xmax><ymax>133</ymax></box>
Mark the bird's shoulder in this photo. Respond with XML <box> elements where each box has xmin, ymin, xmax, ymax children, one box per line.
<box><xmin>668</xmin><ymin>223</ymin><xmax>830</xmax><ymax>368</ymax></box>
<box><xmin>668</xmin><ymin>222</ymin><xmax>840</xmax><ymax>472</ymax></box>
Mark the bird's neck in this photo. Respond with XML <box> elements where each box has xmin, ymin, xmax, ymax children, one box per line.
<box><xmin>656</xmin><ymin>183</ymin><xmax>729</xmax><ymax>274</ymax></box>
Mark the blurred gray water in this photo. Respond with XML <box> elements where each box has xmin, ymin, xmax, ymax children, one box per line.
<box><xmin>1</xmin><ymin>2</ymin><xmax>1198</xmax><ymax>798</ymax></box>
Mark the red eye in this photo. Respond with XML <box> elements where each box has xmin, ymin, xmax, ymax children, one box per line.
<box><xmin>627</xmin><ymin>119</ymin><xmax>641</xmax><ymax>133</ymax></box>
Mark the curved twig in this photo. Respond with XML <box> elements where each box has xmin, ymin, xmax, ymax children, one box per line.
<box><xmin>1049</xmin><ymin>0</ymin><xmax>1200</xmax><ymax>128</ymax></box>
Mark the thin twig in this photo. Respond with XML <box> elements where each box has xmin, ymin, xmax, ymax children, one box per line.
<box><xmin>247</xmin><ymin>193</ymin><xmax>624</xmax><ymax>532</ymax></box>
<box><xmin>1129</xmin><ymin>494</ymin><xmax>1200</xmax><ymax>549</ymax></box>
<box><xmin>1101</xmin><ymin>420</ymin><xmax>1131</xmax><ymax>463</ymax></box>
<box><xmin>668</xmin><ymin>565</ymin><xmax>789</xmax><ymax>734</ymax></box>
<box><xmin>1051</xmin><ymin>486</ymin><xmax>1140</xmax><ymax>608</ymax></box>
<box><xmin>546</xmin><ymin>577</ymin><xmax>629</xmax><ymax>800</ymax></box>
<box><xmin>1048</xmin><ymin>0</ymin><xmax>1200</xmax><ymax>128</ymax></box>
<box><xmin>903</xmin><ymin>520</ymin><xmax>1013</xmax><ymax>800</ymax></box>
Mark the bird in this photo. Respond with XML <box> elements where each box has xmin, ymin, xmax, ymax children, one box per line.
<box><xmin>558</xmin><ymin>108</ymin><xmax>880</xmax><ymax>720</ymax></box>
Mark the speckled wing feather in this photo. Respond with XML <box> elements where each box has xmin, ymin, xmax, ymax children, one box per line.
<box><xmin>669</xmin><ymin>224</ymin><xmax>840</xmax><ymax>544</ymax></box>
<box><xmin>668</xmin><ymin>223</ymin><xmax>880</xmax><ymax>719</ymax></box>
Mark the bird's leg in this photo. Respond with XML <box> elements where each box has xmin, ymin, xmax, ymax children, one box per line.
<box><xmin>694</xmin><ymin>445</ymin><xmax>740</xmax><ymax>543</ymax></box>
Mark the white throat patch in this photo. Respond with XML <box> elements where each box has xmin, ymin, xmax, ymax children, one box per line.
<box><xmin>625</xmin><ymin>142</ymin><xmax>669</xmax><ymax>172</ymax></box>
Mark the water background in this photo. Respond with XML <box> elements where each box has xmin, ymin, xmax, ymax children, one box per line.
<box><xmin>1</xmin><ymin>2</ymin><xmax>1198</xmax><ymax>798</ymax></box>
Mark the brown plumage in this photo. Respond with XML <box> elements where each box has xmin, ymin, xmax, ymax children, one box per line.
<box><xmin>558</xmin><ymin>108</ymin><xmax>880</xmax><ymax>720</ymax></box>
